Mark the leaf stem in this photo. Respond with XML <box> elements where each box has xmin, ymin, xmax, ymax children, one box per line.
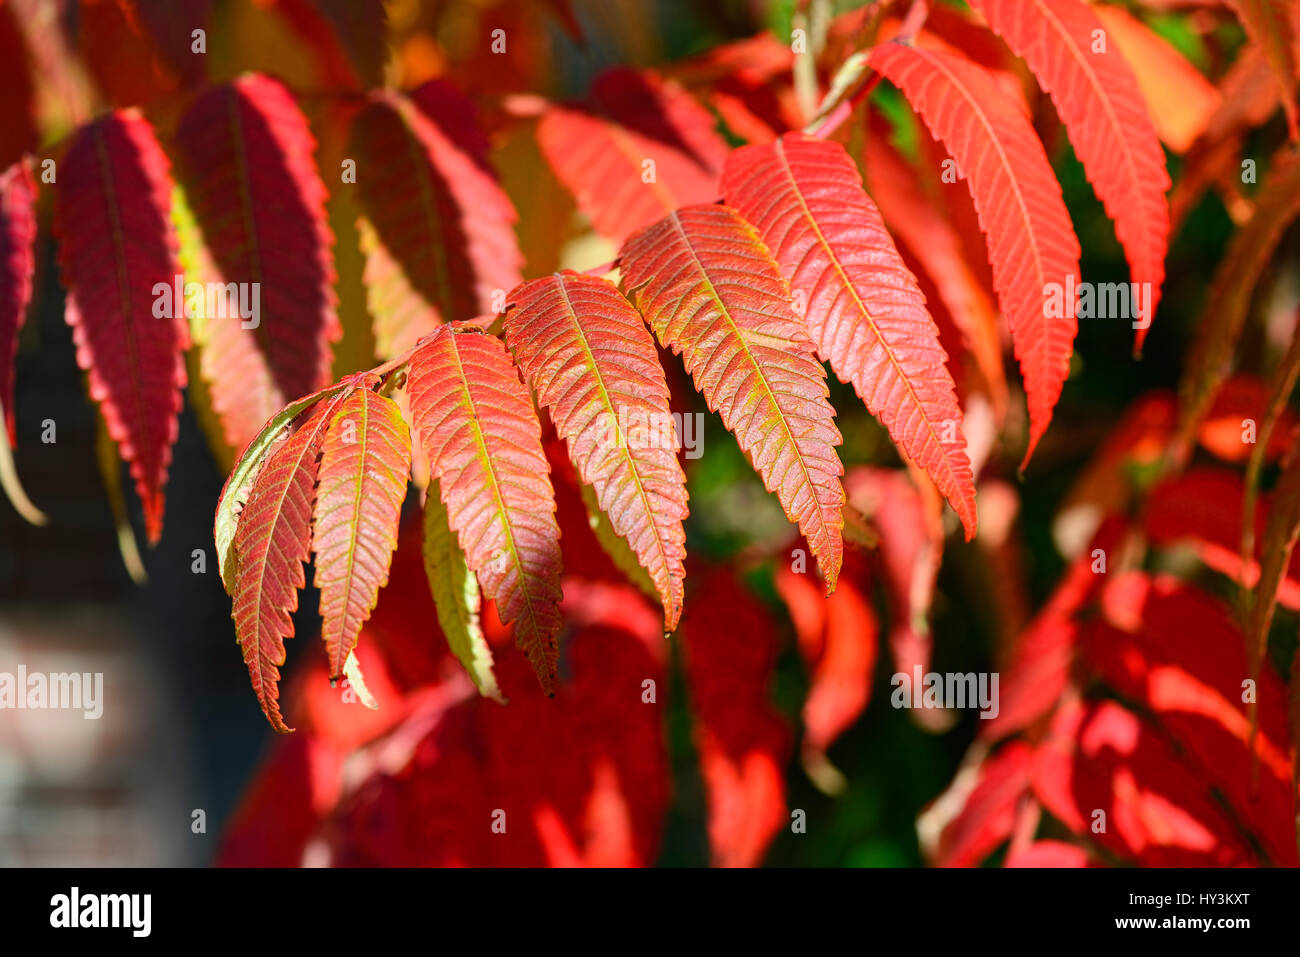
<box><xmin>805</xmin><ymin>0</ymin><xmax>929</xmax><ymax>141</ymax></box>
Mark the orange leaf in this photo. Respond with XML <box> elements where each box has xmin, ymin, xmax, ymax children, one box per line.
<box><xmin>313</xmin><ymin>385</ymin><xmax>412</xmax><ymax>679</ymax></box>
<box><xmin>619</xmin><ymin>204</ymin><xmax>846</xmax><ymax>588</ymax></box>
<box><xmin>505</xmin><ymin>272</ymin><xmax>689</xmax><ymax>630</ymax></box>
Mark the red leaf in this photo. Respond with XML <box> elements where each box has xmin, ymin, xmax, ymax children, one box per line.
<box><xmin>844</xmin><ymin>467</ymin><xmax>940</xmax><ymax>679</ymax></box>
<box><xmin>1146</xmin><ymin>467</ymin><xmax>1300</xmax><ymax>608</ymax></box>
<box><xmin>0</xmin><ymin>162</ymin><xmax>35</xmax><ymax>444</ymax></box>
<box><xmin>77</xmin><ymin>0</ymin><xmax>183</xmax><ymax>109</ymax></box>
<box><xmin>1003</xmin><ymin>839</ymin><xmax>1091</xmax><ymax>867</ymax></box>
<box><xmin>321</xmin><ymin>583</ymin><xmax>670</xmax><ymax>866</ymax></box>
<box><xmin>923</xmin><ymin>742</ymin><xmax>1034</xmax><ymax>867</ymax></box>
<box><xmin>1225</xmin><ymin>0</ymin><xmax>1299</xmax><ymax>140</ymax></box>
<box><xmin>982</xmin><ymin>516</ymin><xmax>1125</xmax><ymax>741</ymax></box>
<box><xmin>54</xmin><ymin>110</ymin><xmax>184</xmax><ymax>543</ymax></box>
<box><xmin>869</xmin><ymin>43</ymin><xmax>1082</xmax><ymax>466</ymax></box>
<box><xmin>1092</xmin><ymin>5</ymin><xmax>1221</xmax><ymax>153</ymax></box>
<box><xmin>775</xmin><ymin>552</ymin><xmax>878</xmax><ymax>767</ymax></box>
<box><xmin>970</xmin><ymin>0</ymin><xmax>1171</xmax><ymax>352</ymax></box>
<box><xmin>231</xmin><ymin>394</ymin><xmax>347</xmax><ymax>731</ymax></box>
<box><xmin>1034</xmin><ymin>699</ymin><xmax>1257</xmax><ymax>865</ymax></box>
<box><xmin>860</xmin><ymin>126</ymin><xmax>1007</xmax><ymax>419</ymax></box>
<box><xmin>0</xmin><ymin>5</ymin><xmax>37</xmax><ymax>172</ymax></box>
<box><xmin>407</xmin><ymin>324</ymin><xmax>564</xmax><ymax>692</ymax></box>
<box><xmin>313</xmin><ymin>384</ymin><xmax>412</xmax><ymax>680</ymax></box>
<box><xmin>537</xmin><ymin>68</ymin><xmax>728</xmax><ymax>245</ymax></box>
<box><xmin>1198</xmin><ymin>374</ymin><xmax>1296</xmax><ymax>463</ymax></box>
<box><xmin>1087</xmin><ymin>573</ymin><xmax>1298</xmax><ymax>864</ymax></box>
<box><xmin>619</xmin><ymin>204</ymin><xmax>846</xmax><ymax>588</ymax></box>
<box><xmin>172</xmin><ymin>73</ymin><xmax>340</xmax><ymax>419</ymax></box>
<box><xmin>505</xmin><ymin>272</ymin><xmax>689</xmax><ymax>629</ymax></box>
<box><xmin>350</xmin><ymin>83</ymin><xmax>522</xmax><ymax>358</ymax></box>
<box><xmin>723</xmin><ymin>133</ymin><xmax>977</xmax><ymax>536</ymax></box>
<box><xmin>681</xmin><ymin>569</ymin><xmax>791</xmax><ymax>867</ymax></box>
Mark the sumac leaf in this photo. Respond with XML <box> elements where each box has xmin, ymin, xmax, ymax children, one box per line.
<box><xmin>723</xmin><ymin>133</ymin><xmax>977</xmax><ymax>536</ymax></box>
<box><xmin>351</xmin><ymin>83</ymin><xmax>522</xmax><ymax>358</ymax></box>
<box><xmin>313</xmin><ymin>384</ymin><xmax>412</xmax><ymax>679</ymax></box>
<box><xmin>407</xmin><ymin>323</ymin><xmax>564</xmax><ymax>692</ymax></box>
<box><xmin>620</xmin><ymin>204</ymin><xmax>845</xmax><ymax>588</ymax></box>
<box><xmin>172</xmin><ymin>73</ymin><xmax>340</xmax><ymax>418</ymax></box>
<box><xmin>504</xmin><ymin>272</ymin><xmax>689</xmax><ymax>630</ymax></box>
<box><xmin>970</xmin><ymin>0</ymin><xmax>1171</xmax><ymax>352</ymax></box>
<box><xmin>869</xmin><ymin>43</ymin><xmax>1082</xmax><ymax>466</ymax></box>
<box><xmin>54</xmin><ymin>109</ymin><xmax>185</xmax><ymax>543</ymax></box>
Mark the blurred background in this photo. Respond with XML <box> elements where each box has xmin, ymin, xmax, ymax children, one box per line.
<box><xmin>0</xmin><ymin>0</ymin><xmax>1275</xmax><ymax>866</ymax></box>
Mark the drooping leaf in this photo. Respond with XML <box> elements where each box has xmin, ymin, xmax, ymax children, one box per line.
<box><xmin>0</xmin><ymin>5</ymin><xmax>37</xmax><ymax>172</ymax></box>
<box><xmin>970</xmin><ymin>0</ymin><xmax>1171</xmax><ymax>353</ymax></box>
<box><xmin>578</xmin><ymin>478</ymin><xmax>661</xmax><ymax>602</ymax></box>
<box><xmin>919</xmin><ymin>742</ymin><xmax>1034</xmax><ymax>867</ymax></box>
<box><xmin>422</xmin><ymin>477</ymin><xmax>502</xmax><ymax>703</ymax></box>
<box><xmin>774</xmin><ymin>551</ymin><xmax>877</xmax><ymax>791</ymax></box>
<box><xmin>171</xmin><ymin>72</ymin><xmax>340</xmax><ymax>415</ymax></box>
<box><xmin>537</xmin><ymin>67</ymin><xmax>729</xmax><ymax>245</ymax></box>
<box><xmin>320</xmin><ymin>583</ymin><xmax>670</xmax><ymax>866</ymax></box>
<box><xmin>619</xmin><ymin>204</ymin><xmax>846</xmax><ymax>588</ymax></box>
<box><xmin>407</xmin><ymin>323</ymin><xmax>564</xmax><ymax>692</ymax></box>
<box><xmin>859</xmin><ymin>125</ymin><xmax>1007</xmax><ymax>420</ymax></box>
<box><xmin>504</xmin><ymin>272</ymin><xmax>689</xmax><ymax>630</ymax></box>
<box><xmin>232</xmin><ymin>394</ymin><xmax>347</xmax><ymax>732</ymax></box>
<box><xmin>1177</xmin><ymin>148</ymin><xmax>1300</xmax><ymax>457</ymax></box>
<box><xmin>1088</xmin><ymin>573</ymin><xmax>1297</xmax><ymax>865</ymax></box>
<box><xmin>94</xmin><ymin>412</ymin><xmax>145</xmax><ymax>585</ymax></box>
<box><xmin>0</xmin><ymin>162</ymin><xmax>34</xmax><ymax>445</ymax></box>
<box><xmin>1146</xmin><ymin>468</ymin><xmax>1300</xmax><ymax>609</ymax></box>
<box><xmin>215</xmin><ymin>382</ymin><xmax>350</xmax><ymax>590</ymax></box>
<box><xmin>313</xmin><ymin>383</ymin><xmax>412</xmax><ymax>680</ymax></box>
<box><xmin>680</xmin><ymin>569</ymin><xmax>791</xmax><ymax>867</ymax></box>
<box><xmin>1035</xmin><ymin>699</ymin><xmax>1258</xmax><ymax>865</ymax></box>
<box><xmin>54</xmin><ymin>109</ymin><xmax>185</xmax><ymax>544</ymax></box>
<box><xmin>1225</xmin><ymin>0</ymin><xmax>1299</xmax><ymax>140</ymax></box>
<box><xmin>723</xmin><ymin>133</ymin><xmax>976</xmax><ymax>536</ymax></box>
<box><xmin>0</xmin><ymin>161</ymin><xmax>43</xmax><ymax>527</ymax></box>
<box><xmin>172</xmin><ymin>184</ymin><xmax>279</xmax><ymax>459</ymax></box>
<box><xmin>1090</xmin><ymin>4</ymin><xmax>1221</xmax><ymax>153</ymax></box>
<box><xmin>350</xmin><ymin>83</ymin><xmax>523</xmax><ymax>359</ymax></box>
<box><xmin>869</xmin><ymin>42</ymin><xmax>1083</xmax><ymax>466</ymax></box>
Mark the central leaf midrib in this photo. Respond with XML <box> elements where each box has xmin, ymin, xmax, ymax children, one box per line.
<box><xmin>555</xmin><ymin>277</ymin><xmax>674</xmax><ymax>612</ymax></box>
<box><xmin>93</xmin><ymin>123</ymin><xmax>152</xmax><ymax>508</ymax></box>
<box><xmin>446</xmin><ymin>337</ymin><xmax>548</xmax><ymax>657</ymax></box>
<box><xmin>243</xmin><ymin>390</ymin><xmax>347</xmax><ymax>689</ymax></box>
<box><xmin>774</xmin><ymin>138</ymin><xmax>953</xmax><ymax>488</ymax></box>
<box><xmin>667</xmin><ymin>210</ymin><xmax>832</xmax><ymax>546</ymax></box>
